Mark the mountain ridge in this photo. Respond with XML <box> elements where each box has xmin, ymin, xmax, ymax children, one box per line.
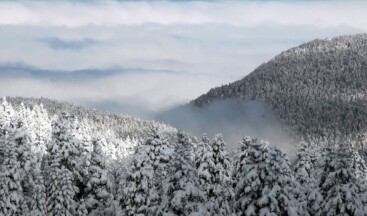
<box><xmin>192</xmin><ymin>33</ymin><xmax>367</xmax><ymax>147</ymax></box>
<box><xmin>7</xmin><ymin>96</ymin><xmax>177</xmax><ymax>140</ymax></box>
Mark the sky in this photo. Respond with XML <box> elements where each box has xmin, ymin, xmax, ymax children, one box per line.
<box><xmin>0</xmin><ymin>0</ymin><xmax>366</xmax><ymax>117</ymax></box>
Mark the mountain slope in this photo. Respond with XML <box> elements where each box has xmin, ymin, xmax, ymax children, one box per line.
<box><xmin>8</xmin><ymin>96</ymin><xmax>176</xmax><ymax>140</ymax></box>
<box><xmin>192</xmin><ymin>34</ymin><xmax>367</xmax><ymax>147</ymax></box>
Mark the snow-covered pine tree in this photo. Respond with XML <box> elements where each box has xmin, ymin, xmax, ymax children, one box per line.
<box><xmin>234</xmin><ymin>138</ymin><xmax>298</xmax><ymax>216</ymax></box>
<box><xmin>351</xmin><ymin>150</ymin><xmax>367</xmax><ymax>180</ymax></box>
<box><xmin>306</xmin><ymin>177</ymin><xmax>323</xmax><ymax>216</ymax></box>
<box><xmin>114</xmin><ymin>136</ymin><xmax>139</xmax><ymax>191</ymax></box>
<box><xmin>294</xmin><ymin>141</ymin><xmax>314</xmax><ymax>187</ymax></box>
<box><xmin>195</xmin><ymin>134</ymin><xmax>210</xmax><ymax>169</ymax></box>
<box><xmin>30</xmin><ymin>169</ymin><xmax>47</xmax><ymax>216</ymax></box>
<box><xmin>234</xmin><ymin>138</ymin><xmax>268</xmax><ymax>215</ymax></box>
<box><xmin>49</xmin><ymin>112</ymin><xmax>82</xmax><ymax>177</ymax></box>
<box><xmin>31</xmin><ymin>104</ymin><xmax>52</xmax><ymax>161</ymax></box>
<box><xmin>18</xmin><ymin>102</ymin><xmax>34</xmax><ymax>142</ymax></box>
<box><xmin>72</xmin><ymin>116</ymin><xmax>94</xmax><ymax>205</ymax></box>
<box><xmin>121</xmin><ymin>142</ymin><xmax>154</xmax><ymax>216</ymax></box>
<box><xmin>46</xmin><ymin>165</ymin><xmax>76</xmax><ymax>216</ymax></box>
<box><xmin>0</xmin><ymin>123</ymin><xmax>24</xmax><ymax>215</ymax></box>
<box><xmin>318</xmin><ymin>144</ymin><xmax>367</xmax><ymax>215</ymax></box>
<box><xmin>232</xmin><ymin>135</ymin><xmax>251</xmax><ymax>189</ymax></box>
<box><xmin>114</xmin><ymin>138</ymin><xmax>132</xmax><ymax>206</ymax></box>
<box><xmin>84</xmin><ymin>138</ymin><xmax>114</xmax><ymax>215</ymax></box>
<box><xmin>0</xmin><ymin>97</ymin><xmax>15</xmax><ymax>129</ymax></box>
<box><xmin>293</xmin><ymin>141</ymin><xmax>322</xmax><ymax>215</ymax></box>
<box><xmin>45</xmin><ymin>112</ymin><xmax>81</xmax><ymax>215</ymax></box>
<box><xmin>303</xmin><ymin>144</ymin><xmax>331</xmax><ymax>215</ymax></box>
<box><xmin>158</xmin><ymin>131</ymin><xmax>207</xmax><ymax>215</ymax></box>
<box><xmin>145</xmin><ymin>126</ymin><xmax>172</xmax><ymax>215</ymax></box>
<box><xmin>191</xmin><ymin>135</ymin><xmax>199</xmax><ymax>156</ymax></box>
<box><xmin>100</xmin><ymin>129</ymin><xmax>118</xmax><ymax>162</ymax></box>
<box><xmin>11</xmin><ymin>115</ymin><xmax>35</xmax><ymax>211</ymax></box>
<box><xmin>18</xmin><ymin>103</ymin><xmax>29</xmax><ymax>123</ymax></box>
<box><xmin>316</xmin><ymin>144</ymin><xmax>334</xmax><ymax>194</ymax></box>
<box><xmin>73</xmin><ymin>117</ymin><xmax>93</xmax><ymax>154</ymax></box>
<box><xmin>263</xmin><ymin>146</ymin><xmax>301</xmax><ymax>216</ymax></box>
<box><xmin>197</xmin><ymin>134</ymin><xmax>234</xmax><ymax>215</ymax></box>
<box><xmin>0</xmin><ymin>103</ymin><xmax>33</xmax><ymax>215</ymax></box>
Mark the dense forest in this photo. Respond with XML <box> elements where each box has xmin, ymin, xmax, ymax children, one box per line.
<box><xmin>193</xmin><ymin>34</ymin><xmax>367</xmax><ymax>148</ymax></box>
<box><xmin>1</xmin><ymin>97</ymin><xmax>367</xmax><ymax>216</ymax></box>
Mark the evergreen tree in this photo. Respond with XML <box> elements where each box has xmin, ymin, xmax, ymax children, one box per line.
<box><xmin>12</xmin><ymin>115</ymin><xmax>35</xmax><ymax>210</ymax></box>
<box><xmin>45</xmin><ymin>112</ymin><xmax>80</xmax><ymax>215</ymax></box>
<box><xmin>195</xmin><ymin>134</ymin><xmax>210</xmax><ymax>169</ymax></box>
<box><xmin>304</xmin><ymin>144</ymin><xmax>330</xmax><ymax>215</ymax></box>
<box><xmin>31</xmin><ymin>104</ymin><xmax>52</xmax><ymax>161</ymax></box>
<box><xmin>234</xmin><ymin>138</ymin><xmax>298</xmax><ymax>216</ymax></box>
<box><xmin>0</xmin><ymin>124</ymin><xmax>24</xmax><ymax>215</ymax></box>
<box><xmin>158</xmin><ymin>131</ymin><xmax>207</xmax><ymax>215</ymax></box>
<box><xmin>293</xmin><ymin>141</ymin><xmax>321</xmax><ymax>215</ymax></box>
<box><xmin>234</xmin><ymin>138</ymin><xmax>267</xmax><ymax>215</ymax></box>
<box><xmin>294</xmin><ymin>141</ymin><xmax>314</xmax><ymax>187</ymax></box>
<box><xmin>263</xmin><ymin>147</ymin><xmax>300</xmax><ymax>216</ymax></box>
<box><xmin>316</xmin><ymin>144</ymin><xmax>335</xmax><ymax>195</ymax></box>
<box><xmin>0</xmin><ymin>97</ymin><xmax>15</xmax><ymax>129</ymax></box>
<box><xmin>73</xmin><ymin>117</ymin><xmax>93</xmax><ymax>154</ymax></box>
<box><xmin>232</xmin><ymin>135</ymin><xmax>251</xmax><ymax>189</ymax></box>
<box><xmin>197</xmin><ymin>134</ymin><xmax>234</xmax><ymax>215</ymax></box>
<box><xmin>50</xmin><ymin>112</ymin><xmax>82</xmax><ymax>175</ymax></box>
<box><xmin>46</xmin><ymin>166</ymin><xmax>76</xmax><ymax>216</ymax></box>
<box><xmin>351</xmin><ymin>150</ymin><xmax>367</xmax><ymax>180</ymax></box>
<box><xmin>318</xmin><ymin>145</ymin><xmax>367</xmax><ymax>215</ymax></box>
<box><xmin>306</xmin><ymin>177</ymin><xmax>323</xmax><ymax>216</ymax></box>
<box><xmin>85</xmin><ymin>138</ymin><xmax>114</xmax><ymax>215</ymax></box>
<box><xmin>121</xmin><ymin>142</ymin><xmax>153</xmax><ymax>216</ymax></box>
<box><xmin>30</xmin><ymin>169</ymin><xmax>47</xmax><ymax>216</ymax></box>
<box><xmin>72</xmin><ymin>117</ymin><xmax>94</xmax><ymax>205</ymax></box>
<box><xmin>145</xmin><ymin>127</ymin><xmax>172</xmax><ymax>215</ymax></box>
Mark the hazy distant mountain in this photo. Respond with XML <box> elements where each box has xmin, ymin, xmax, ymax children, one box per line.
<box><xmin>192</xmin><ymin>34</ymin><xmax>367</xmax><ymax>148</ymax></box>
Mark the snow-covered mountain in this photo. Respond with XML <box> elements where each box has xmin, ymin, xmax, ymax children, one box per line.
<box><xmin>192</xmin><ymin>34</ymin><xmax>367</xmax><ymax>148</ymax></box>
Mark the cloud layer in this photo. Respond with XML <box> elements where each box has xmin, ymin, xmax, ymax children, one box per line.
<box><xmin>1</xmin><ymin>1</ymin><xmax>367</xmax><ymax>29</ymax></box>
<box><xmin>0</xmin><ymin>63</ymin><xmax>233</xmax><ymax>112</ymax></box>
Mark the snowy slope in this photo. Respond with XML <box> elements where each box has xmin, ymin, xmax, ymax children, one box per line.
<box><xmin>8</xmin><ymin>96</ymin><xmax>177</xmax><ymax>140</ymax></box>
<box><xmin>192</xmin><ymin>34</ymin><xmax>367</xmax><ymax>147</ymax></box>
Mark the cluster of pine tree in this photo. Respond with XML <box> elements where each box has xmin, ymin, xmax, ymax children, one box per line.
<box><xmin>7</xmin><ymin>96</ymin><xmax>176</xmax><ymax>140</ymax></box>
<box><xmin>0</xmin><ymin>98</ymin><xmax>138</xmax><ymax>215</ymax></box>
<box><xmin>120</xmin><ymin>131</ymin><xmax>367</xmax><ymax>215</ymax></box>
<box><xmin>2</xmin><ymin>97</ymin><xmax>367</xmax><ymax>215</ymax></box>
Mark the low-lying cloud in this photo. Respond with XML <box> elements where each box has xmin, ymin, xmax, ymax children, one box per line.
<box><xmin>0</xmin><ymin>62</ymin><xmax>187</xmax><ymax>81</ymax></box>
<box><xmin>39</xmin><ymin>37</ymin><xmax>99</xmax><ymax>50</ymax></box>
<box><xmin>156</xmin><ymin>99</ymin><xmax>296</xmax><ymax>156</ymax></box>
<box><xmin>0</xmin><ymin>63</ymin><xmax>234</xmax><ymax>111</ymax></box>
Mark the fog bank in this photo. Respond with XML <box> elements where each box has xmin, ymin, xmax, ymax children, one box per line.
<box><xmin>156</xmin><ymin>99</ymin><xmax>296</xmax><ymax>156</ymax></box>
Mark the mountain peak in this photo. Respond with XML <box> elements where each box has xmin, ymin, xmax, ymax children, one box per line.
<box><xmin>279</xmin><ymin>33</ymin><xmax>367</xmax><ymax>59</ymax></box>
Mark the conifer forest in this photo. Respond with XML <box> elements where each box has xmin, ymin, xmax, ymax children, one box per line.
<box><xmin>1</xmin><ymin>1</ymin><xmax>367</xmax><ymax>215</ymax></box>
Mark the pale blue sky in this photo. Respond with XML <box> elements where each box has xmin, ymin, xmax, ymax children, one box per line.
<box><xmin>0</xmin><ymin>0</ymin><xmax>365</xmax><ymax>114</ymax></box>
